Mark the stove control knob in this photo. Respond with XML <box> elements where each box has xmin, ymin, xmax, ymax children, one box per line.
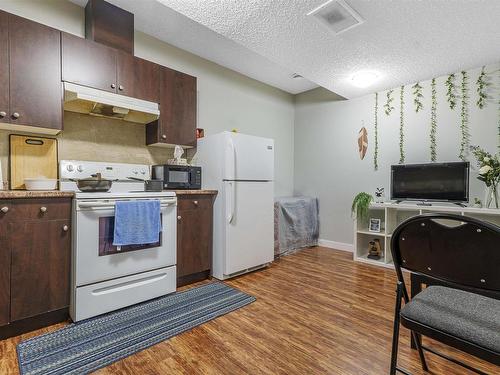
<box><xmin>77</xmin><ymin>165</ymin><xmax>84</xmax><ymax>172</ymax></box>
<box><xmin>133</xmin><ymin>170</ymin><xmax>138</xmax><ymax>175</ymax></box>
<box><xmin>66</xmin><ymin>164</ymin><xmax>74</xmax><ymax>172</ymax></box>
<box><xmin>140</xmin><ymin>170</ymin><xmax>146</xmax><ymax>175</ymax></box>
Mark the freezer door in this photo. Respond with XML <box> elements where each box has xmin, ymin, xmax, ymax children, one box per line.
<box><xmin>223</xmin><ymin>132</ymin><xmax>274</xmax><ymax>181</ymax></box>
<box><xmin>224</xmin><ymin>181</ymin><xmax>274</xmax><ymax>275</ymax></box>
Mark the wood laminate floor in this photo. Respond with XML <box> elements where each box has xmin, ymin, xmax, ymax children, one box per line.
<box><xmin>1</xmin><ymin>247</ymin><xmax>498</xmax><ymax>374</ymax></box>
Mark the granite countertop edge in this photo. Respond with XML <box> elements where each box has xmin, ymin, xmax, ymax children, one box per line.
<box><xmin>0</xmin><ymin>190</ymin><xmax>75</xmax><ymax>199</ymax></box>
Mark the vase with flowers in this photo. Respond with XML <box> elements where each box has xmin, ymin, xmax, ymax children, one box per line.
<box><xmin>470</xmin><ymin>145</ymin><xmax>500</xmax><ymax>209</ymax></box>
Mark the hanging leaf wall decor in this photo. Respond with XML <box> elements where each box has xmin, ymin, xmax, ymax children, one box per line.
<box><xmin>412</xmin><ymin>82</ymin><xmax>424</xmax><ymax>112</ymax></box>
<box><xmin>430</xmin><ymin>78</ymin><xmax>437</xmax><ymax>161</ymax></box>
<box><xmin>476</xmin><ymin>66</ymin><xmax>489</xmax><ymax>109</ymax></box>
<box><xmin>399</xmin><ymin>86</ymin><xmax>405</xmax><ymax>164</ymax></box>
<box><xmin>445</xmin><ymin>73</ymin><xmax>457</xmax><ymax>110</ymax></box>
<box><xmin>384</xmin><ymin>90</ymin><xmax>395</xmax><ymax>116</ymax></box>
<box><xmin>374</xmin><ymin>92</ymin><xmax>379</xmax><ymax>170</ymax></box>
<box><xmin>358</xmin><ymin>126</ymin><xmax>368</xmax><ymax>160</ymax></box>
<box><xmin>459</xmin><ymin>71</ymin><xmax>470</xmax><ymax>161</ymax></box>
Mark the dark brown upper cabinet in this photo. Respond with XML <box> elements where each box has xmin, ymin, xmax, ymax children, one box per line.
<box><xmin>0</xmin><ymin>11</ymin><xmax>8</xmax><ymax>125</ymax></box>
<box><xmin>146</xmin><ymin>67</ymin><xmax>197</xmax><ymax>148</ymax></box>
<box><xmin>0</xmin><ymin>12</ymin><xmax>62</xmax><ymax>134</ymax></box>
<box><xmin>117</xmin><ymin>51</ymin><xmax>159</xmax><ymax>102</ymax></box>
<box><xmin>85</xmin><ymin>0</ymin><xmax>134</xmax><ymax>54</ymax></box>
<box><xmin>62</xmin><ymin>32</ymin><xmax>117</xmax><ymax>93</ymax></box>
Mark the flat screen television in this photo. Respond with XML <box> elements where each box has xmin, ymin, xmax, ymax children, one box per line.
<box><xmin>391</xmin><ymin>162</ymin><xmax>469</xmax><ymax>203</ymax></box>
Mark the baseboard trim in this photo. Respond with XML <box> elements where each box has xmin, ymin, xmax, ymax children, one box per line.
<box><xmin>318</xmin><ymin>239</ymin><xmax>354</xmax><ymax>252</ymax></box>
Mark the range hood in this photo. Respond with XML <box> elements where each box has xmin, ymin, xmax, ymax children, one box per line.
<box><xmin>63</xmin><ymin>82</ymin><xmax>160</xmax><ymax>124</ymax></box>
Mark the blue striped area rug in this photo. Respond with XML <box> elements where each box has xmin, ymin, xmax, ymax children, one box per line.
<box><xmin>17</xmin><ymin>282</ymin><xmax>255</xmax><ymax>375</ymax></box>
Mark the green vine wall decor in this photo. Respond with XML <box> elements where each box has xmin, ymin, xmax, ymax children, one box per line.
<box><xmin>374</xmin><ymin>92</ymin><xmax>379</xmax><ymax>171</ymax></box>
<box><xmin>399</xmin><ymin>86</ymin><xmax>405</xmax><ymax>164</ymax></box>
<box><xmin>445</xmin><ymin>73</ymin><xmax>457</xmax><ymax>110</ymax></box>
<box><xmin>384</xmin><ymin>89</ymin><xmax>395</xmax><ymax>116</ymax></box>
<box><xmin>412</xmin><ymin>82</ymin><xmax>424</xmax><ymax>112</ymax></box>
<box><xmin>430</xmin><ymin>78</ymin><xmax>437</xmax><ymax>161</ymax></box>
<box><xmin>459</xmin><ymin>71</ymin><xmax>470</xmax><ymax>161</ymax></box>
<box><xmin>476</xmin><ymin>66</ymin><xmax>489</xmax><ymax>109</ymax></box>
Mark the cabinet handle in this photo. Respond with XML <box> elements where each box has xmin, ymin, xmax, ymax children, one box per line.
<box><xmin>62</xmin><ymin>225</ymin><xmax>69</xmax><ymax>232</ymax></box>
<box><xmin>111</xmin><ymin>83</ymin><xmax>116</xmax><ymax>89</ymax></box>
<box><xmin>1</xmin><ymin>206</ymin><xmax>8</xmax><ymax>213</ymax></box>
<box><xmin>177</xmin><ymin>215</ymin><xmax>181</xmax><ymax>220</ymax></box>
<box><xmin>118</xmin><ymin>85</ymin><xmax>124</xmax><ymax>91</ymax></box>
<box><xmin>0</xmin><ymin>111</ymin><xmax>6</xmax><ymax>118</ymax></box>
<box><xmin>161</xmin><ymin>134</ymin><xmax>167</xmax><ymax>140</ymax></box>
<box><xmin>12</xmin><ymin>112</ymin><xmax>19</xmax><ymax>119</ymax></box>
<box><xmin>193</xmin><ymin>200</ymin><xmax>198</xmax><ymax>206</ymax></box>
<box><xmin>40</xmin><ymin>206</ymin><xmax>47</xmax><ymax>213</ymax></box>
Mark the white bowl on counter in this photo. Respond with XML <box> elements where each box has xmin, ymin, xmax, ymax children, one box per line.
<box><xmin>24</xmin><ymin>178</ymin><xmax>58</xmax><ymax>191</ymax></box>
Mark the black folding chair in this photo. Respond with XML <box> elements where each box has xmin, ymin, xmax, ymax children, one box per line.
<box><xmin>389</xmin><ymin>213</ymin><xmax>500</xmax><ymax>374</ymax></box>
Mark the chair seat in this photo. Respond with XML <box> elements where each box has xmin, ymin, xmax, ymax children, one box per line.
<box><xmin>401</xmin><ymin>286</ymin><xmax>500</xmax><ymax>354</ymax></box>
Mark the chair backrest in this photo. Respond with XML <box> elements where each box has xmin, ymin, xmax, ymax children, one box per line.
<box><xmin>391</xmin><ymin>213</ymin><xmax>500</xmax><ymax>296</ymax></box>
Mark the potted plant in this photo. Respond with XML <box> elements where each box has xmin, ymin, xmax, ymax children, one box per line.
<box><xmin>351</xmin><ymin>192</ymin><xmax>374</xmax><ymax>220</ymax></box>
<box><xmin>470</xmin><ymin>146</ymin><xmax>500</xmax><ymax>209</ymax></box>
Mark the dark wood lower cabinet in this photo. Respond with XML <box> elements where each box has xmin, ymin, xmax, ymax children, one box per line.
<box><xmin>176</xmin><ymin>193</ymin><xmax>216</xmax><ymax>287</ymax></box>
<box><xmin>0</xmin><ymin>198</ymin><xmax>71</xmax><ymax>338</ymax></box>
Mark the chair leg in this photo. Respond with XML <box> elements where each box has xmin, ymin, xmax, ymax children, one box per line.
<box><xmin>390</xmin><ymin>282</ymin><xmax>403</xmax><ymax>375</ymax></box>
<box><xmin>411</xmin><ymin>331</ymin><xmax>428</xmax><ymax>372</ymax></box>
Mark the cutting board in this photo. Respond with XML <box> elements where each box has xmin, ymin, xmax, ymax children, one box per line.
<box><xmin>10</xmin><ymin>135</ymin><xmax>58</xmax><ymax>190</ymax></box>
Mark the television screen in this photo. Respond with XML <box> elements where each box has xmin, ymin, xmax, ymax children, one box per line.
<box><xmin>391</xmin><ymin>162</ymin><xmax>469</xmax><ymax>202</ymax></box>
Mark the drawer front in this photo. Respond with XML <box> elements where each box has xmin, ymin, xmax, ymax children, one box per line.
<box><xmin>178</xmin><ymin>195</ymin><xmax>212</xmax><ymax>212</ymax></box>
<box><xmin>72</xmin><ymin>266</ymin><xmax>176</xmax><ymax>322</ymax></box>
<box><xmin>8</xmin><ymin>198</ymin><xmax>71</xmax><ymax>221</ymax></box>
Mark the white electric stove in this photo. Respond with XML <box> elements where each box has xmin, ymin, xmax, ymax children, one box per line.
<box><xmin>59</xmin><ymin>160</ymin><xmax>177</xmax><ymax>322</ymax></box>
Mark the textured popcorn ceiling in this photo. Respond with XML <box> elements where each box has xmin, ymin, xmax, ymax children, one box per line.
<box><xmin>72</xmin><ymin>0</ymin><xmax>500</xmax><ymax>98</ymax></box>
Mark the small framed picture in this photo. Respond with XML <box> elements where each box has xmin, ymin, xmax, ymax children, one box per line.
<box><xmin>369</xmin><ymin>218</ymin><xmax>381</xmax><ymax>233</ymax></box>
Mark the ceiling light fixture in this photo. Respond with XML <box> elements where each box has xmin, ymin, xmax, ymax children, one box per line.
<box><xmin>351</xmin><ymin>71</ymin><xmax>379</xmax><ymax>88</ymax></box>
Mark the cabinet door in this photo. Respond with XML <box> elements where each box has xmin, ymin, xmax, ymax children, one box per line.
<box><xmin>10</xmin><ymin>219</ymin><xmax>71</xmax><ymax>321</ymax></box>
<box><xmin>0</xmin><ymin>11</ymin><xmax>8</xmax><ymax>124</ymax></box>
<box><xmin>62</xmin><ymin>32</ymin><xmax>117</xmax><ymax>93</ymax></box>
<box><xmin>0</xmin><ymin>201</ymin><xmax>11</xmax><ymax>326</ymax></box>
<box><xmin>177</xmin><ymin>196</ymin><xmax>213</xmax><ymax>278</ymax></box>
<box><xmin>8</xmin><ymin>15</ymin><xmax>62</xmax><ymax>130</ymax></box>
<box><xmin>147</xmin><ymin>67</ymin><xmax>197</xmax><ymax>146</ymax></box>
<box><xmin>117</xmin><ymin>52</ymin><xmax>159</xmax><ymax>102</ymax></box>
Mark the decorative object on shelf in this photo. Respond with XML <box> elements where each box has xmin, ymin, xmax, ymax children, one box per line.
<box><xmin>399</xmin><ymin>85</ymin><xmax>405</xmax><ymax>164</ymax></box>
<box><xmin>473</xmin><ymin>197</ymin><xmax>483</xmax><ymax>208</ymax></box>
<box><xmin>351</xmin><ymin>192</ymin><xmax>373</xmax><ymax>220</ymax></box>
<box><xmin>476</xmin><ymin>66</ymin><xmax>489</xmax><ymax>109</ymax></box>
<box><xmin>196</xmin><ymin>128</ymin><xmax>205</xmax><ymax>139</ymax></box>
<box><xmin>369</xmin><ymin>218</ymin><xmax>381</xmax><ymax>233</ymax></box>
<box><xmin>430</xmin><ymin>78</ymin><xmax>438</xmax><ymax>162</ymax></box>
<box><xmin>375</xmin><ymin>187</ymin><xmax>385</xmax><ymax>203</ymax></box>
<box><xmin>374</xmin><ymin>92</ymin><xmax>379</xmax><ymax>171</ymax></box>
<box><xmin>445</xmin><ymin>73</ymin><xmax>457</xmax><ymax>110</ymax></box>
<box><xmin>358</xmin><ymin>124</ymin><xmax>368</xmax><ymax>160</ymax></box>
<box><xmin>459</xmin><ymin>71</ymin><xmax>470</xmax><ymax>161</ymax></box>
<box><xmin>367</xmin><ymin>238</ymin><xmax>382</xmax><ymax>260</ymax></box>
<box><xmin>470</xmin><ymin>145</ymin><xmax>499</xmax><ymax>209</ymax></box>
<box><xmin>412</xmin><ymin>82</ymin><xmax>424</xmax><ymax>112</ymax></box>
<box><xmin>384</xmin><ymin>89</ymin><xmax>395</xmax><ymax>116</ymax></box>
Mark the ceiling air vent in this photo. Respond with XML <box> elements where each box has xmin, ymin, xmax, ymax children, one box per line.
<box><xmin>307</xmin><ymin>0</ymin><xmax>364</xmax><ymax>35</ymax></box>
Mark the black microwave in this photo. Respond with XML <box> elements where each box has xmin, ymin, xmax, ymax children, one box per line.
<box><xmin>152</xmin><ymin>165</ymin><xmax>201</xmax><ymax>190</ymax></box>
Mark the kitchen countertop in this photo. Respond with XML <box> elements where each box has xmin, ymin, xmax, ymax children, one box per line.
<box><xmin>173</xmin><ymin>190</ymin><xmax>218</xmax><ymax>195</ymax></box>
<box><xmin>0</xmin><ymin>190</ymin><xmax>75</xmax><ymax>199</ymax></box>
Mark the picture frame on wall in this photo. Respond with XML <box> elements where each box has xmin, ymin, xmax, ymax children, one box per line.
<box><xmin>369</xmin><ymin>218</ymin><xmax>381</xmax><ymax>233</ymax></box>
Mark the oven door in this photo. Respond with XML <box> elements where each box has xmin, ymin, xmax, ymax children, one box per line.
<box><xmin>74</xmin><ymin>197</ymin><xmax>176</xmax><ymax>286</ymax></box>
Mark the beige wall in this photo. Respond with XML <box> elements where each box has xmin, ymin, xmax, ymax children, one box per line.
<box><xmin>0</xmin><ymin>0</ymin><xmax>295</xmax><ymax>196</ymax></box>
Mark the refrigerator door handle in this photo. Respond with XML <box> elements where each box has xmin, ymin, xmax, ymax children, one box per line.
<box><xmin>225</xmin><ymin>137</ymin><xmax>236</xmax><ymax>180</ymax></box>
<box><xmin>227</xmin><ymin>181</ymin><xmax>235</xmax><ymax>224</ymax></box>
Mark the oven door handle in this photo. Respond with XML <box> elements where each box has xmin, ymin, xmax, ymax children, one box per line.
<box><xmin>78</xmin><ymin>198</ymin><xmax>177</xmax><ymax>209</ymax></box>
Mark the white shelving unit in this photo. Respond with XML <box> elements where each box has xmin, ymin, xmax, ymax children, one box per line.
<box><xmin>354</xmin><ymin>202</ymin><xmax>500</xmax><ymax>268</ymax></box>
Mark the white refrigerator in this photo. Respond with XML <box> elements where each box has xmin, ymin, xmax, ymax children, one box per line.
<box><xmin>196</xmin><ymin>131</ymin><xmax>274</xmax><ymax>280</ymax></box>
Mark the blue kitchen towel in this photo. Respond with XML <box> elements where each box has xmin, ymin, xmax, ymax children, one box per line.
<box><xmin>113</xmin><ymin>200</ymin><xmax>161</xmax><ymax>246</ymax></box>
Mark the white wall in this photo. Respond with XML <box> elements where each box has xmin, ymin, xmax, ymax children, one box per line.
<box><xmin>0</xmin><ymin>0</ymin><xmax>295</xmax><ymax>196</ymax></box>
<box><xmin>295</xmin><ymin>63</ymin><xmax>500</xmax><ymax>245</ymax></box>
